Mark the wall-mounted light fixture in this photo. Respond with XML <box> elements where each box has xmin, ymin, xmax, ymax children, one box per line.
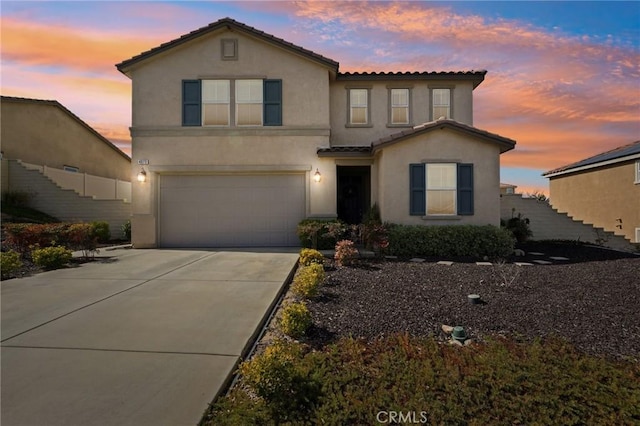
<box><xmin>313</xmin><ymin>168</ymin><xmax>322</xmax><ymax>183</ymax></box>
<box><xmin>137</xmin><ymin>167</ymin><xmax>147</xmax><ymax>183</ymax></box>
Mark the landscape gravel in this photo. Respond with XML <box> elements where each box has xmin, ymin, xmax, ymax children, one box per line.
<box><xmin>306</xmin><ymin>243</ymin><xmax>640</xmax><ymax>360</ymax></box>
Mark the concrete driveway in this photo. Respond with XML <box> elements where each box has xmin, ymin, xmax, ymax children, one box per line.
<box><xmin>1</xmin><ymin>247</ymin><xmax>299</xmax><ymax>426</ymax></box>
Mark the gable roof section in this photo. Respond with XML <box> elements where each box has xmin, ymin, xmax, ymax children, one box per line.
<box><xmin>543</xmin><ymin>140</ymin><xmax>640</xmax><ymax>178</ymax></box>
<box><xmin>116</xmin><ymin>17</ymin><xmax>339</xmax><ymax>75</ymax></box>
<box><xmin>338</xmin><ymin>71</ymin><xmax>487</xmax><ymax>89</ymax></box>
<box><xmin>317</xmin><ymin>119</ymin><xmax>515</xmax><ymax>157</ymax></box>
<box><xmin>372</xmin><ymin>119</ymin><xmax>516</xmax><ymax>154</ymax></box>
<box><xmin>1</xmin><ymin>96</ymin><xmax>130</xmax><ymax>161</ymax></box>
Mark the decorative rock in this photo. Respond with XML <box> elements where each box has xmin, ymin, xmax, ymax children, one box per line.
<box><xmin>437</xmin><ymin>261</ymin><xmax>454</xmax><ymax>266</ymax></box>
<box><xmin>476</xmin><ymin>262</ymin><xmax>493</xmax><ymax>266</ymax></box>
<box><xmin>410</xmin><ymin>258</ymin><xmax>426</xmax><ymax>263</ymax></box>
<box><xmin>384</xmin><ymin>255</ymin><xmax>398</xmax><ymax>260</ymax></box>
<box><xmin>441</xmin><ymin>324</ymin><xmax>454</xmax><ymax>334</ymax></box>
<box><xmin>528</xmin><ymin>252</ymin><xmax>545</xmax><ymax>256</ymax></box>
<box><xmin>514</xmin><ymin>262</ymin><xmax>534</xmax><ymax>266</ymax></box>
<box><xmin>449</xmin><ymin>339</ymin><xmax>464</xmax><ymax>346</ymax></box>
<box><xmin>549</xmin><ymin>256</ymin><xmax>570</xmax><ymax>261</ymax></box>
<box><xmin>464</xmin><ymin>339</ymin><xmax>474</xmax><ymax>346</ymax></box>
<box><xmin>513</xmin><ymin>249</ymin><xmax>525</xmax><ymax>256</ymax></box>
<box><xmin>532</xmin><ymin>260</ymin><xmax>552</xmax><ymax>265</ymax></box>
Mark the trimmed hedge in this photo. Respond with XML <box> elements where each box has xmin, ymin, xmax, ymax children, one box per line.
<box><xmin>387</xmin><ymin>224</ymin><xmax>514</xmax><ymax>259</ymax></box>
<box><xmin>3</xmin><ymin>223</ymin><xmax>97</xmax><ymax>255</ymax></box>
<box><xmin>297</xmin><ymin>219</ymin><xmax>347</xmax><ymax>250</ymax></box>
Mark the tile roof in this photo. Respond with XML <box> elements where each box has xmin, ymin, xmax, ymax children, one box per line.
<box><xmin>317</xmin><ymin>146</ymin><xmax>373</xmax><ymax>157</ymax></box>
<box><xmin>0</xmin><ymin>96</ymin><xmax>130</xmax><ymax>160</ymax></box>
<box><xmin>116</xmin><ymin>17</ymin><xmax>339</xmax><ymax>74</ymax></box>
<box><xmin>338</xmin><ymin>71</ymin><xmax>487</xmax><ymax>88</ymax></box>
<box><xmin>543</xmin><ymin>140</ymin><xmax>640</xmax><ymax>177</ymax></box>
<box><xmin>371</xmin><ymin>119</ymin><xmax>516</xmax><ymax>153</ymax></box>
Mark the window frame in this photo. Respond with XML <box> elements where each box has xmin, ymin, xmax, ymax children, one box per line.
<box><xmin>635</xmin><ymin>160</ymin><xmax>640</xmax><ymax>184</ymax></box>
<box><xmin>221</xmin><ymin>39</ymin><xmax>238</xmax><ymax>61</ymax></box>
<box><xmin>410</xmin><ymin>163</ymin><xmax>474</xmax><ymax>217</ymax></box>
<box><xmin>202</xmin><ymin>79</ymin><xmax>231</xmax><ymax>127</ymax></box>
<box><xmin>429</xmin><ymin>86</ymin><xmax>453</xmax><ymax>121</ymax></box>
<box><xmin>387</xmin><ymin>87</ymin><xmax>412</xmax><ymax>127</ymax></box>
<box><xmin>235</xmin><ymin>79</ymin><xmax>263</xmax><ymax>126</ymax></box>
<box><xmin>425</xmin><ymin>163</ymin><xmax>457</xmax><ymax>216</ymax></box>
<box><xmin>346</xmin><ymin>86</ymin><xmax>372</xmax><ymax>128</ymax></box>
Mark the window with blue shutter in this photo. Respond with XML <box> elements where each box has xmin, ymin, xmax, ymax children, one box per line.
<box><xmin>182</xmin><ymin>80</ymin><xmax>201</xmax><ymax>126</ymax></box>
<box><xmin>263</xmin><ymin>79</ymin><xmax>282</xmax><ymax>126</ymax></box>
<box><xmin>409</xmin><ymin>163</ymin><xmax>426</xmax><ymax>215</ymax></box>
<box><xmin>457</xmin><ymin>163</ymin><xmax>474</xmax><ymax>215</ymax></box>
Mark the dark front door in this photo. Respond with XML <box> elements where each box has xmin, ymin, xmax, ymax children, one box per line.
<box><xmin>337</xmin><ymin>166</ymin><xmax>371</xmax><ymax>224</ymax></box>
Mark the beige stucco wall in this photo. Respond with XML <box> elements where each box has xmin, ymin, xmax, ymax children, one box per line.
<box><xmin>124</xmin><ymin>27</ymin><xmax>337</xmax><ymax>247</ymax></box>
<box><xmin>329</xmin><ymin>80</ymin><xmax>474</xmax><ymax>146</ymax></box>
<box><xmin>376</xmin><ymin>128</ymin><xmax>501</xmax><ymax>226</ymax></box>
<box><xmin>0</xmin><ymin>99</ymin><xmax>130</xmax><ymax>181</ymax></box>
<box><xmin>549</xmin><ymin>160</ymin><xmax>640</xmax><ymax>242</ymax></box>
<box><xmin>127</xmin><ymin>30</ymin><xmax>331</xmax><ymax>128</ymax></box>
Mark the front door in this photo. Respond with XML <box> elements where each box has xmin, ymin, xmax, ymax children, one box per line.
<box><xmin>337</xmin><ymin>166</ymin><xmax>371</xmax><ymax>224</ymax></box>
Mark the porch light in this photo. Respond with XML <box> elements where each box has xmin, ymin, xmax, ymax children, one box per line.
<box><xmin>313</xmin><ymin>168</ymin><xmax>322</xmax><ymax>183</ymax></box>
<box><xmin>137</xmin><ymin>167</ymin><xmax>147</xmax><ymax>183</ymax></box>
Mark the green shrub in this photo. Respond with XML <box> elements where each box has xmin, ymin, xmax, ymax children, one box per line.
<box><xmin>239</xmin><ymin>339</ymin><xmax>320</xmax><ymax>423</ymax></box>
<box><xmin>292</xmin><ymin>263</ymin><xmax>325</xmax><ymax>299</ymax></box>
<box><xmin>31</xmin><ymin>246</ymin><xmax>72</xmax><ymax>270</ymax></box>
<box><xmin>503</xmin><ymin>213</ymin><xmax>533</xmax><ymax>243</ymax></box>
<box><xmin>387</xmin><ymin>224</ymin><xmax>514</xmax><ymax>259</ymax></box>
<box><xmin>279</xmin><ymin>302</ymin><xmax>312</xmax><ymax>338</ymax></box>
<box><xmin>1</xmin><ymin>250</ymin><xmax>23</xmax><ymax>279</ymax></box>
<box><xmin>1</xmin><ymin>190</ymin><xmax>32</xmax><ymax>207</ymax></box>
<box><xmin>299</xmin><ymin>248</ymin><xmax>325</xmax><ymax>266</ymax></box>
<box><xmin>334</xmin><ymin>239</ymin><xmax>358</xmax><ymax>266</ymax></box>
<box><xmin>90</xmin><ymin>221</ymin><xmax>111</xmax><ymax>243</ymax></box>
<box><xmin>122</xmin><ymin>220</ymin><xmax>132</xmax><ymax>241</ymax></box>
<box><xmin>297</xmin><ymin>219</ymin><xmax>347</xmax><ymax>250</ymax></box>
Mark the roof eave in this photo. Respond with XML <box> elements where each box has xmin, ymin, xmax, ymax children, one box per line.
<box><xmin>543</xmin><ymin>153</ymin><xmax>640</xmax><ymax>178</ymax></box>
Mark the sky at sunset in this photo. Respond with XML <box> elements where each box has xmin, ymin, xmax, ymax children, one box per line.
<box><xmin>2</xmin><ymin>1</ymin><xmax>639</xmax><ymax>195</ymax></box>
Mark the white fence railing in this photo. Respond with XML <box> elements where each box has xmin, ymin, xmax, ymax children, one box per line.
<box><xmin>20</xmin><ymin>161</ymin><xmax>131</xmax><ymax>201</ymax></box>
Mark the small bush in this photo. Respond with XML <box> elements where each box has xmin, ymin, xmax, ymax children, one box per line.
<box><xmin>90</xmin><ymin>221</ymin><xmax>111</xmax><ymax>243</ymax></box>
<box><xmin>1</xmin><ymin>250</ymin><xmax>23</xmax><ymax>279</ymax></box>
<box><xmin>239</xmin><ymin>339</ymin><xmax>320</xmax><ymax>423</ymax></box>
<box><xmin>297</xmin><ymin>220</ymin><xmax>347</xmax><ymax>250</ymax></box>
<box><xmin>31</xmin><ymin>246</ymin><xmax>72</xmax><ymax>270</ymax></box>
<box><xmin>1</xmin><ymin>190</ymin><xmax>32</xmax><ymax>207</ymax></box>
<box><xmin>122</xmin><ymin>220</ymin><xmax>132</xmax><ymax>241</ymax></box>
<box><xmin>279</xmin><ymin>302</ymin><xmax>312</xmax><ymax>338</ymax></box>
<box><xmin>334</xmin><ymin>239</ymin><xmax>358</xmax><ymax>266</ymax></box>
<box><xmin>387</xmin><ymin>224</ymin><xmax>514</xmax><ymax>259</ymax></box>
<box><xmin>292</xmin><ymin>263</ymin><xmax>325</xmax><ymax>299</ymax></box>
<box><xmin>299</xmin><ymin>248</ymin><xmax>325</xmax><ymax>266</ymax></box>
<box><xmin>503</xmin><ymin>213</ymin><xmax>533</xmax><ymax>243</ymax></box>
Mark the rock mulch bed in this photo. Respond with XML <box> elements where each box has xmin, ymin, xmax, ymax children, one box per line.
<box><xmin>306</xmin><ymin>243</ymin><xmax>640</xmax><ymax>361</ymax></box>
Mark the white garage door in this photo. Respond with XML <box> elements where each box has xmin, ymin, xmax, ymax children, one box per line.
<box><xmin>160</xmin><ymin>174</ymin><xmax>305</xmax><ymax>247</ymax></box>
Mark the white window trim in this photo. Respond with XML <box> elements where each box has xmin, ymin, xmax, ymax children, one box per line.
<box><xmin>635</xmin><ymin>160</ymin><xmax>640</xmax><ymax>184</ymax></box>
<box><xmin>428</xmin><ymin>86</ymin><xmax>454</xmax><ymax>121</ymax></box>
<box><xmin>425</xmin><ymin>163</ymin><xmax>457</xmax><ymax>216</ymax></box>
<box><xmin>387</xmin><ymin>87</ymin><xmax>412</xmax><ymax>127</ymax></box>
<box><xmin>346</xmin><ymin>86</ymin><xmax>372</xmax><ymax>128</ymax></box>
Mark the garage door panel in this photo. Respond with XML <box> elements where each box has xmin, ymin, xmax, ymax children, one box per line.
<box><xmin>160</xmin><ymin>174</ymin><xmax>305</xmax><ymax>247</ymax></box>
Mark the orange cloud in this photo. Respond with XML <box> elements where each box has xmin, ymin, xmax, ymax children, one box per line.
<box><xmin>1</xmin><ymin>17</ymin><xmax>162</xmax><ymax>73</ymax></box>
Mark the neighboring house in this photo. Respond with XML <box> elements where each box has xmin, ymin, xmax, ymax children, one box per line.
<box><xmin>1</xmin><ymin>96</ymin><xmax>131</xmax><ymax>181</ymax></box>
<box><xmin>116</xmin><ymin>17</ymin><xmax>515</xmax><ymax>248</ymax></box>
<box><xmin>500</xmin><ymin>183</ymin><xmax>518</xmax><ymax>195</ymax></box>
<box><xmin>543</xmin><ymin>140</ymin><xmax>640</xmax><ymax>243</ymax></box>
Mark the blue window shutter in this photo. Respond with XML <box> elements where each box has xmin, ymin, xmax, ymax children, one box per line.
<box><xmin>457</xmin><ymin>163</ymin><xmax>474</xmax><ymax>215</ymax></box>
<box><xmin>263</xmin><ymin>79</ymin><xmax>282</xmax><ymax>126</ymax></box>
<box><xmin>410</xmin><ymin>163</ymin><xmax>426</xmax><ymax>216</ymax></box>
<box><xmin>182</xmin><ymin>80</ymin><xmax>201</xmax><ymax>126</ymax></box>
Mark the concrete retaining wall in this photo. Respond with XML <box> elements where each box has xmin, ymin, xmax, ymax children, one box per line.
<box><xmin>4</xmin><ymin>160</ymin><xmax>131</xmax><ymax>240</ymax></box>
<box><xmin>501</xmin><ymin>194</ymin><xmax>634</xmax><ymax>252</ymax></box>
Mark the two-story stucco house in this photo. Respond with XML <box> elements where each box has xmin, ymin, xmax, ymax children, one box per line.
<box><xmin>116</xmin><ymin>18</ymin><xmax>515</xmax><ymax>248</ymax></box>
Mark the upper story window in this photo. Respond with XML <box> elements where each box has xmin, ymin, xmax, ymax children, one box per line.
<box><xmin>347</xmin><ymin>88</ymin><xmax>371</xmax><ymax>127</ymax></box>
<box><xmin>389</xmin><ymin>88</ymin><xmax>410</xmax><ymax>126</ymax></box>
<box><xmin>182</xmin><ymin>79</ymin><xmax>282</xmax><ymax>127</ymax></box>
<box><xmin>431</xmin><ymin>88</ymin><xmax>451</xmax><ymax>120</ymax></box>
